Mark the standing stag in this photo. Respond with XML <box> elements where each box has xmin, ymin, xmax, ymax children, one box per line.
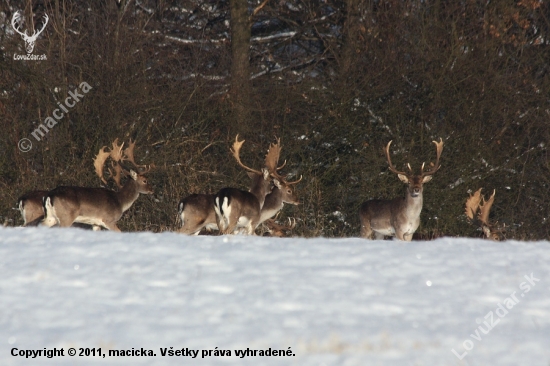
<box><xmin>215</xmin><ymin>135</ymin><xmax>289</xmax><ymax>235</ymax></box>
<box><xmin>257</xmin><ymin>138</ymin><xmax>302</xmax><ymax>225</ymax></box>
<box><xmin>41</xmin><ymin>139</ymin><xmax>153</xmax><ymax>231</ymax></box>
<box><xmin>359</xmin><ymin>139</ymin><xmax>444</xmax><ymax>241</ymax></box>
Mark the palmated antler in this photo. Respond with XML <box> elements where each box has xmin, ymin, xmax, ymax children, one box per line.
<box><xmin>465</xmin><ymin>188</ymin><xmax>500</xmax><ymax>240</ymax></box>
<box><xmin>465</xmin><ymin>188</ymin><xmax>482</xmax><ymax>221</ymax></box>
<box><xmin>264</xmin><ymin>137</ymin><xmax>302</xmax><ymax>185</ymax></box>
<box><xmin>93</xmin><ymin>146</ymin><xmax>111</xmax><ymax>185</ymax></box>
<box><xmin>123</xmin><ymin>139</ymin><xmax>153</xmax><ymax>174</ymax></box>
<box><xmin>93</xmin><ymin>138</ymin><xmax>152</xmax><ymax>189</ymax></box>
<box><xmin>230</xmin><ymin>135</ymin><xmax>263</xmax><ymax>175</ymax></box>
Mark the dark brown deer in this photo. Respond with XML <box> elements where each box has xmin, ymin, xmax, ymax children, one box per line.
<box><xmin>359</xmin><ymin>139</ymin><xmax>444</xmax><ymax>241</ymax></box>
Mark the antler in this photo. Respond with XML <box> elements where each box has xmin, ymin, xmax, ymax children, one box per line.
<box><xmin>93</xmin><ymin>138</ymin><xmax>152</xmax><ymax>189</ymax></box>
<box><xmin>265</xmin><ymin>218</ymin><xmax>296</xmax><ymax>237</ymax></box>
<box><xmin>384</xmin><ymin>140</ymin><xmax>408</xmax><ymax>176</ymax></box>
<box><xmin>123</xmin><ymin>139</ymin><xmax>153</xmax><ymax>174</ymax></box>
<box><xmin>465</xmin><ymin>188</ymin><xmax>500</xmax><ymax>240</ymax></box>
<box><xmin>478</xmin><ymin>189</ymin><xmax>496</xmax><ymax>226</ymax></box>
<box><xmin>93</xmin><ymin>146</ymin><xmax>111</xmax><ymax>185</ymax></box>
<box><xmin>465</xmin><ymin>188</ymin><xmax>483</xmax><ymax>220</ymax></box>
<box><xmin>230</xmin><ymin>135</ymin><xmax>263</xmax><ymax>175</ymax></box>
<box><xmin>11</xmin><ymin>12</ymin><xmax>27</xmax><ymax>38</ymax></box>
<box><xmin>26</xmin><ymin>14</ymin><xmax>48</xmax><ymax>41</ymax></box>
<box><xmin>264</xmin><ymin>137</ymin><xmax>283</xmax><ymax>176</ymax></box>
<box><xmin>263</xmin><ymin>137</ymin><xmax>302</xmax><ymax>185</ymax></box>
<box><xmin>421</xmin><ymin>138</ymin><xmax>444</xmax><ymax>177</ymax></box>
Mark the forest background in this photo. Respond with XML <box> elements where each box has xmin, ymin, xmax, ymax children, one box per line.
<box><xmin>0</xmin><ymin>0</ymin><xmax>549</xmax><ymax>239</ymax></box>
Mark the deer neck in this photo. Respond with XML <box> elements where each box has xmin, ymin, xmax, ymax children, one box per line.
<box><xmin>116</xmin><ymin>179</ymin><xmax>141</xmax><ymax>213</ymax></box>
<box><xmin>259</xmin><ymin>188</ymin><xmax>284</xmax><ymax>223</ymax></box>
<box><xmin>249</xmin><ymin>176</ymin><xmax>270</xmax><ymax>209</ymax></box>
<box><xmin>403</xmin><ymin>189</ymin><xmax>423</xmax><ymax>217</ymax></box>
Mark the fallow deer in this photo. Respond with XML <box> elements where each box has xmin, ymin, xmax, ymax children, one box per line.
<box><xmin>41</xmin><ymin>139</ymin><xmax>153</xmax><ymax>231</ymax></box>
<box><xmin>359</xmin><ymin>139</ymin><xmax>444</xmax><ymax>241</ymax></box>
<box><xmin>178</xmin><ymin>137</ymin><xmax>301</xmax><ymax>235</ymax></box>
<box><xmin>177</xmin><ymin>194</ymin><xmax>218</xmax><ymax>235</ymax></box>
<box><xmin>17</xmin><ymin>190</ymin><xmax>49</xmax><ymax>226</ymax></box>
<box><xmin>465</xmin><ymin>188</ymin><xmax>502</xmax><ymax>240</ymax></box>
<box><xmin>214</xmin><ymin>135</ymin><xmax>275</xmax><ymax>235</ymax></box>
<box><xmin>263</xmin><ymin>217</ymin><xmax>297</xmax><ymax>237</ymax></box>
<box><xmin>257</xmin><ymin>138</ymin><xmax>301</xmax><ymax>227</ymax></box>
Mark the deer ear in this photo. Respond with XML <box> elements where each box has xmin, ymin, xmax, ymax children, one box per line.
<box><xmin>273</xmin><ymin>179</ymin><xmax>282</xmax><ymax>189</ymax></box>
<box><xmin>262</xmin><ymin>168</ymin><xmax>270</xmax><ymax>180</ymax></box>
<box><xmin>422</xmin><ymin>175</ymin><xmax>433</xmax><ymax>183</ymax></box>
<box><xmin>247</xmin><ymin>171</ymin><xmax>257</xmax><ymax>179</ymax></box>
<box><xmin>397</xmin><ymin>174</ymin><xmax>409</xmax><ymax>183</ymax></box>
<box><xmin>130</xmin><ymin>170</ymin><xmax>138</xmax><ymax>180</ymax></box>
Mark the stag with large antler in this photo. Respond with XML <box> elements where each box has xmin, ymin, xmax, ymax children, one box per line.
<box><xmin>11</xmin><ymin>12</ymin><xmax>49</xmax><ymax>54</ymax></box>
<box><xmin>465</xmin><ymin>188</ymin><xmax>501</xmax><ymax>240</ymax></box>
<box><xmin>359</xmin><ymin>139</ymin><xmax>444</xmax><ymax>241</ymax></box>
<box><xmin>41</xmin><ymin>139</ymin><xmax>153</xmax><ymax>231</ymax></box>
<box><xmin>257</xmin><ymin>137</ymin><xmax>301</xmax><ymax>225</ymax></box>
<box><xmin>178</xmin><ymin>137</ymin><xmax>301</xmax><ymax>235</ymax></box>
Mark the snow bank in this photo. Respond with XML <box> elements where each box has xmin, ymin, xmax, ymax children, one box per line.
<box><xmin>1</xmin><ymin>227</ymin><xmax>549</xmax><ymax>365</ymax></box>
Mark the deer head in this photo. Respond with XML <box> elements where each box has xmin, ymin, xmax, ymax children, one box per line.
<box><xmin>384</xmin><ymin>139</ymin><xmax>443</xmax><ymax>198</ymax></box>
<box><xmin>264</xmin><ymin>137</ymin><xmax>302</xmax><ymax>205</ymax></box>
<box><xmin>93</xmin><ymin>138</ymin><xmax>153</xmax><ymax>194</ymax></box>
<box><xmin>11</xmin><ymin>12</ymin><xmax>49</xmax><ymax>54</ymax></box>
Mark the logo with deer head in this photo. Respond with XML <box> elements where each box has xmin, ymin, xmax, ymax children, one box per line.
<box><xmin>11</xmin><ymin>11</ymin><xmax>49</xmax><ymax>54</ymax></box>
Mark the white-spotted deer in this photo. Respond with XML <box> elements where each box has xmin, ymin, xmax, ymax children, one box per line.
<box><xmin>359</xmin><ymin>139</ymin><xmax>444</xmax><ymax>241</ymax></box>
<box><xmin>41</xmin><ymin>139</ymin><xmax>153</xmax><ymax>231</ymax></box>
<box><xmin>465</xmin><ymin>188</ymin><xmax>502</xmax><ymax>240</ymax></box>
<box><xmin>214</xmin><ymin>135</ymin><xmax>275</xmax><ymax>235</ymax></box>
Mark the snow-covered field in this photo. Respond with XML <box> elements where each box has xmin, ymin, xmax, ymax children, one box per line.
<box><xmin>0</xmin><ymin>227</ymin><xmax>549</xmax><ymax>366</ymax></box>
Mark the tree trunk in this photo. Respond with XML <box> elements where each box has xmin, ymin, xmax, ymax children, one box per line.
<box><xmin>229</xmin><ymin>0</ymin><xmax>252</xmax><ymax>133</ymax></box>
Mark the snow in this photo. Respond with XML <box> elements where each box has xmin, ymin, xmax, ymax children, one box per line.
<box><xmin>1</xmin><ymin>227</ymin><xmax>549</xmax><ymax>365</ymax></box>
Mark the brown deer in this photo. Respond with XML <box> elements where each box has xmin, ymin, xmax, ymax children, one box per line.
<box><xmin>465</xmin><ymin>188</ymin><xmax>502</xmax><ymax>240</ymax></box>
<box><xmin>177</xmin><ymin>194</ymin><xmax>218</xmax><ymax>235</ymax></box>
<box><xmin>263</xmin><ymin>217</ymin><xmax>297</xmax><ymax>237</ymax></box>
<box><xmin>359</xmin><ymin>139</ymin><xmax>444</xmax><ymax>241</ymax></box>
<box><xmin>41</xmin><ymin>139</ymin><xmax>153</xmax><ymax>231</ymax></box>
<box><xmin>214</xmin><ymin>135</ymin><xmax>276</xmax><ymax>235</ymax></box>
<box><xmin>178</xmin><ymin>137</ymin><xmax>301</xmax><ymax>235</ymax></box>
<box><xmin>17</xmin><ymin>190</ymin><xmax>49</xmax><ymax>226</ymax></box>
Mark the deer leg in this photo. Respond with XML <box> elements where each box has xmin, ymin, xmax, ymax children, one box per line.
<box><xmin>373</xmin><ymin>231</ymin><xmax>385</xmax><ymax>240</ymax></box>
<box><xmin>360</xmin><ymin>220</ymin><xmax>373</xmax><ymax>239</ymax></box>
<box><xmin>403</xmin><ymin>232</ymin><xmax>414</xmax><ymax>241</ymax></box>
<box><xmin>57</xmin><ymin>213</ymin><xmax>77</xmax><ymax>227</ymax></box>
<box><xmin>102</xmin><ymin>221</ymin><xmax>121</xmax><ymax>232</ymax></box>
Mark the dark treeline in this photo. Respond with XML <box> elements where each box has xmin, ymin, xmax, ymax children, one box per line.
<box><xmin>0</xmin><ymin>0</ymin><xmax>549</xmax><ymax>239</ymax></box>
